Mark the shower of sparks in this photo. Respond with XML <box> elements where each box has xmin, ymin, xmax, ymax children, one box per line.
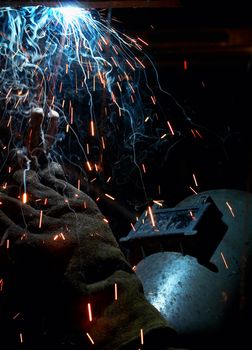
<box><xmin>220</xmin><ymin>252</ymin><xmax>229</xmax><ymax>269</ymax></box>
<box><xmin>0</xmin><ymin>3</ymin><xmax>189</xmax><ymax>216</ymax></box>
<box><xmin>87</xmin><ymin>302</ymin><xmax>93</xmax><ymax>322</ymax></box>
<box><xmin>225</xmin><ymin>201</ymin><xmax>235</xmax><ymax>217</ymax></box>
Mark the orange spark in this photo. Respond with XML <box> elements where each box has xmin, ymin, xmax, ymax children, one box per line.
<box><xmin>167</xmin><ymin>121</ymin><xmax>175</xmax><ymax>135</ymax></box>
<box><xmin>134</xmin><ymin>56</ymin><xmax>145</xmax><ymax>68</ymax></box>
<box><xmin>126</xmin><ymin>59</ymin><xmax>135</xmax><ymax>71</ymax></box>
<box><xmin>86</xmin><ymin>161</ymin><xmax>92</xmax><ymax>171</ymax></box>
<box><xmin>22</xmin><ymin>192</ymin><xmax>27</xmax><ymax>204</ymax></box>
<box><xmin>101</xmin><ymin>136</ymin><xmax>106</xmax><ymax>150</ymax></box>
<box><xmin>130</xmin><ymin>223</ymin><xmax>136</xmax><ymax>231</ymax></box>
<box><xmin>140</xmin><ymin>329</ymin><xmax>144</xmax><ymax>345</ymax></box>
<box><xmin>0</xmin><ymin>278</ymin><xmax>3</xmax><ymax>292</ymax></box>
<box><xmin>226</xmin><ymin>201</ymin><xmax>235</xmax><ymax>217</ymax></box>
<box><xmin>105</xmin><ymin>193</ymin><xmax>115</xmax><ymax>201</ymax></box>
<box><xmin>141</xmin><ymin>164</ymin><xmax>146</xmax><ymax>173</ymax></box>
<box><xmin>189</xmin><ymin>186</ymin><xmax>198</xmax><ymax>195</ymax></box>
<box><xmin>114</xmin><ymin>283</ymin><xmax>118</xmax><ymax>301</ymax></box>
<box><xmin>150</xmin><ymin>95</ymin><xmax>156</xmax><ymax>105</ymax></box>
<box><xmin>88</xmin><ymin>303</ymin><xmax>93</xmax><ymax>322</ymax></box>
<box><xmin>86</xmin><ymin>333</ymin><xmax>94</xmax><ymax>345</ymax></box>
<box><xmin>39</xmin><ymin>210</ymin><xmax>43</xmax><ymax>228</ymax></box>
<box><xmin>60</xmin><ymin>233</ymin><xmax>66</xmax><ymax>240</ymax></box>
<box><xmin>153</xmin><ymin>200</ymin><xmax>163</xmax><ymax>207</ymax></box>
<box><xmin>137</xmin><ymin>36</ymin><xmax>149</xmax><ymax>46</ymax></box>
<box><xmin>193</xmin><ymin>173</ymin><xmax>198</xmax><ymax>187</ymax></box>
<box><xmin>221</xmin><ymin>252</ymin><xmax>229</xmax><ymax>269</ymax></box>
<box><xmin>20</xmin><ymin>333</ymin><xmax>23</xmax><ymax>343</ymax></box>
<box><xmin>90</xmin><ymin>121</ymin><xmax>95</xmax><ymax>136</ymax></box>
<box><xmin>184</xmin><ymin>59</ymin><xmax>188</xmax><ymax>71</ymax></box>
<box><xmin>148</xmin><ymin>206</ymin><xmax>156</xmax><ymax>227</ymax></box>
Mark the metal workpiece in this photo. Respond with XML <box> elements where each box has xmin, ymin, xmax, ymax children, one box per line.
<box><xmin>135</xmin><ymin>189</ymin><xmax>252</xmax><ymax>337</ymax></box>
<box><xmin>120</xmin><ymin>194</ymin><xmax>228</xmax><ymax>266</ymax></box>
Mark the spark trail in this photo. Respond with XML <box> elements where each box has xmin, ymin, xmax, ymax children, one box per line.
<box><xmin>0</xmin><ymin>4</ymin><xmax>186</xmax><ymax>218</ymax></box>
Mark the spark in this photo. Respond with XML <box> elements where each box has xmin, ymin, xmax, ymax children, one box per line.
<box><xmin>86</xmin><ymin>332</ymin><xmax>95</xmax><ymax>345</ymax></box>
<box><xmin>59</xmin><ymin>232</ymin><xmax>66</xmax><ymax>240</ymax></box>
<box><xmin>189</xmin><ymin>186</ymin><xmax>198</xmax><ymax>195</ymax></box>
<box><xmin>140</xmin><ymin>329</ymin><xmax>144</xmax><ymax>345</ymax></box>
<box><xmin>22</xmin><ymin>193</ymin><xmax>27</xmax><ymax>204</ymax></box>
<box><xmin>39</xmin><ymin>210</ymin><xmax>43</xmax><ymax>228</ymax></box>
<box><xmin>87</xmin><ymin>303</ymin><xmax>93</xmax><ymax>322</ymax></box>
<box><xmin>226</xmin><ymin>201</ymin><xmax>235</xmax><ymax>217</ymax></box>
<box><xmin>130</xmin><ymin>223</ymin><xmax>136</xmax><ymax>231</ymax></box>
<box><xmin>105</xmin><ymin>193</ymin><xmax>115</xmax><ymax>201</ymax></box>
<box><xmin>13</xmin><ymin>313</ymin><xmax>20</xmax><ymax>320</ymax></box>
<box><xmin>192</xmin><ymin>173</ymin><xmax>198</xmax><ymax>187</ymax></box>
<box><xmin>167</xmin><ymin>121</ymin><xmax>175</xmax><ymax>135</ymax></box>
<box><xmin>141</xmin><ymin>164</ymin><xmax>146</xmax><ymax>173</ymax></box>
<box><xmin>86</xmin><ymin>161</ymin><xmax>92</xmax><ymax>171</ymax></box>
<box><xmin>19</xmin><ymin>333</ymin><xmax>23</xmax><ymax>343</ymax></box>
<box><xmin>153</xmin><ymin>200</ymin><xmax>163</xmax><ymax>207</ymax></box>
<box><xmin>148</xmin><ymin>206</ymin><xmax>156</xmax><ymax>227</ymax></box>
<box><xmin>77</xmin><ymin>178</ymin><xmax>81</xmax><ymax>190</ymax></box>
<box><xmin>137</xmin><ymin>37</ymin><xmax>149</xmax><ymax>46</ymax></box>
<box><xmin>103</xmin><ymin>218</ymin><xmax>109</xmax><ymax>223</ymax></box>
<box><xmin>0</xmin><ymin>278</ymin><xmax>3</xmax><ymax>292</ymax></box>
<box><xmin>220</xmin><ymin>252</ymin><xmax>229</xmax><ymax>269</ymax></box>
<box><xmin>6</xmin><ymin>239</ymin><xmax>10</xmax><ymax>249</ymax></box>
<box><xmin>184</xmin><ymin>59</ymin><xmax>188</xmax><ymax>71</ymax></box>
<box><xmin>114</xmin><ymin>283</ymin><xmax>118</xmax><ymax>301</ymax></box>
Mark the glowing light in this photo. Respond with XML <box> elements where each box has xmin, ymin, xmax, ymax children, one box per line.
<box><xmin>148</xmin><ymin>206</ymin><xmax>156</xmax><ymax>227</ymax></box>
<box><xmin>220</xmin><ymin>252</ymin><xmax>229</xmax><ymax>269</ymax></box>
<box><xmin>22</xmin><ymin>193</ymin><xmax>28</xmax><ymax>204</ymax></box>
<box><xmin>56</xmin><ymin>6</ymin><xmax>82</xmax><ymax>22</ymax></box>
<box><xmin>189</xmin><ymin>186</ymin><xmax>198</xmax><ymax>195</ymax></box>
<box><xmin>87</xmin><ymin>303</ymin><xmax>93</xmax><ymax>322</ymax></box>
<box><xmin>114</xmin><ymin>283</ymin><xmax>118</xmax><ymax>301</ymax></box>
<box><xmin>192</xmin><ymin>173</ymin><xmax>198</xmax><ymax>187</ymax></box>
<box><xmin>86</xmin><ymin>332</ymin><xmax>94</xmax><ymax>345</ymax></box>
<box><xmin>140</xmin><ymin>329</ymin><xmax>144</xmax><ymax>345</ymax></box>
<box><xmin>105</xmin><ymin>193</ymin><xmax>115</xmax><ymax>201</ymax></box>
<box><xmin>226</xmin><ymin>201</ymin><xmax>235</xmax><ymax>217</ymax></box>
<box><xmin>19</xmin><ymin>333</ymin><xmax>23</xmax><ymax>343</ymax></box>
<box><xmin>39</xmin><ymin>210</ymin><xmax>43</xmax><ymax>228</ymax></box>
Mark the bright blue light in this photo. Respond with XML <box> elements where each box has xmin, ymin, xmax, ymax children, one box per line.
<box><xmin>56</xmin><ymin>6</ymin><xmax>82</xmax><ymax>22</ymax></box>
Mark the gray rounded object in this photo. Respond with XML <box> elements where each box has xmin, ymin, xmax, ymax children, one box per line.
<box><xmin>136</xmin><ymin>189</ymin><xmax>252</xmax><ymax>335</ymax></box>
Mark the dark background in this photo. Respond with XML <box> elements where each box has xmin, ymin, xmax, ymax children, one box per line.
<box><xmin>92</xmin><ymin>3</ymin><xmax>252</xmax><ymax>240</ymax></box>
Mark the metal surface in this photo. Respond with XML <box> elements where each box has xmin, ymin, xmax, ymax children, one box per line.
<box><xmin>120</xmin><ymin>195</ymin><xmax>227</xmax><ymax>266</ymax></box>
<box><xmin>135</xmin><ymin>189</ymin><xmax>252</xmax><ymax>336</ymax></box>
<box><xmin>0</xmin><ymin>0</ymin><xmax>182</xmax><ymax>8</ymax></box>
